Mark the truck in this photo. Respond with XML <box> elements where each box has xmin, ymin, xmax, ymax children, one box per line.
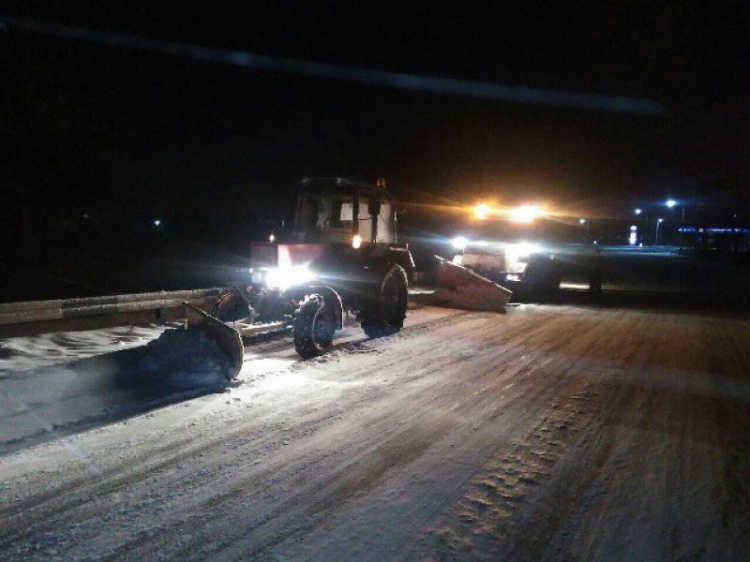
<box><xmin>448</xmin><ymin>204</ymin><xmax>594</xmax><ymax>299</ymax></box>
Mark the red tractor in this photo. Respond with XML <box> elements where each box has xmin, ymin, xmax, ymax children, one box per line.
<box><xmin>211</xmin><ymin>178</ymin><xmax>415</xmax><ymax>359</ymax></box>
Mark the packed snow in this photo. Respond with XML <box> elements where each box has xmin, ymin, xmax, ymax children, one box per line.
<box><xmin>0</xmin><ymin>304</ymin><xmax>749</xmax><ymax>561</ymax></box>
<box><xmin>0</xmin><ymin>325</ymin><xmax>234</xmax><ymax>451</ymax></box>
<box><xmin>140</xmin><ymin>327</ymin><xmax>237</xmax><ymax>387</ymax></box>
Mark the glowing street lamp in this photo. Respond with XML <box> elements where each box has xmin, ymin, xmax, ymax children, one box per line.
<box><xmin>665</xmin><ymin>198</ymin><xmax>687</xmax><ymax>225</ymax></box>
<box><xmin>634</xmin><ymin>208</ymin><xmax>642</xmax><ymax>215</ymax></box>
<box><xmin>579</xmin><ymin>218</ymin><xmax>586</xmax><ymax>225</ymax></box>
<box><xmin>656</xmin><ymin>218</ymin><xmax>664</xmax><ymax>244</ymax></box>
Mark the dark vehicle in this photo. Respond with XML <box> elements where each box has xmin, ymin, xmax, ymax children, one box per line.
<box><xmin>212</xmin><ymin>178</ymin><xmax>415</xmax><ymax>358</ymax></box>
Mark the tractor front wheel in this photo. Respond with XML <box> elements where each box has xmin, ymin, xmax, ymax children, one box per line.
<box><xmin>293</xmin><ymin>294</ymin><xmax>337</xmax><ymax>359</ymax></box>
<box><xmin>361</xmin><ymin>265</ymin><xmax>408</xmax><ymax>338</ymax></box>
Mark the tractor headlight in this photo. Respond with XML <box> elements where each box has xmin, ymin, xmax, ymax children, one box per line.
<box><xmin>265</xmin><ymin>264</ymin><xmax>314</xmax><ymax>291</ymax></box>
<box><xmin>250</xmin><ymin>269</ymin><xmax>264</xmax><ymax>284</ymax></box>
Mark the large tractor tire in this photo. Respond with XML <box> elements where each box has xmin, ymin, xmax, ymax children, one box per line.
<box><xmin>293</xmin><ymin>294</ymin><xmax>337</xmax><ymax>359</ymax></box>
<box><xmin>361</xmin><ymin>264</ymin><xmax>408</xmax><ymax>338</ymax></box>
<box><xmin>211</xmin><ymin>290</ymin><xmax>251</xmax><ymax>323</ymax></box>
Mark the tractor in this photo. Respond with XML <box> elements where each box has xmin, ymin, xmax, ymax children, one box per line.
<box><xmin>208</xmin><ymin>177</ymin><xmax>415</xmax><ymax>359</ymax></box>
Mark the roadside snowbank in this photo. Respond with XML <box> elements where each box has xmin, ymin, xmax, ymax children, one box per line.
<box><xmin>140</xmin><ymin>327</ymin><xmax>236</xmax><ymax>387</ymax></box>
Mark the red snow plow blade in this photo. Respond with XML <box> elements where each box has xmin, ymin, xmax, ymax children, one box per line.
<box><xmin>433</xmin><ymin>256</ymin><xmax>512</xmax><ymax>312</ymax></box>
<box><xmin>184</xmin><ymin>303</ymin><xmax>244</xmax><ymax>379</ymax></box>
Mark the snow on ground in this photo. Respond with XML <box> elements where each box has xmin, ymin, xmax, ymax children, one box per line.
<box><xmin>0</xmin><ymin>304</ymin><xmax>749</xmax><ymax>561</ymax></box>
<box><xmin>0</xmin><ymin>324</ymin><xmax>238</xmax><ymax>450</ymax></box>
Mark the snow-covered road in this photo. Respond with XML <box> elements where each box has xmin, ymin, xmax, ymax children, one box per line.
<box><xmin>1</xmin><ymin>304</ymin><xmax>749</xmax><ymax>561</ymax></box>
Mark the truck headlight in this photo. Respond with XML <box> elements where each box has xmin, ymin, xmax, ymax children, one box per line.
<box><xmin>452</xmin><ymin>236</ymin><xmax>469</xmax><ymax>250</ymax></box>
<box><xmin>516</xmin><ymin>242</ymin><xmax>542</xmax><ymax>258</ymax></box>
<box><xmin>504</xmin><ymin>242</ymin><xmax>543</xmax><ymax>268</ymax></box>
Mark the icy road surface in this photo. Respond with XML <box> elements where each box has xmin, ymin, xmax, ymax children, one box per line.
<box><xmin>1</xmin><ymin>305</ymin><xmax>749</xmax><ymax>561</ymax></box>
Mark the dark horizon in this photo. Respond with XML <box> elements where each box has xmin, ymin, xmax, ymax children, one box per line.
<box><xmin>4</xmin><ymin>3</ymin><xmax>748</xmax><ymax>212</ymax></box>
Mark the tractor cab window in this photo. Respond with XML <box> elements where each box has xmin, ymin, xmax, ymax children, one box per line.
<box><xmin>335</xmin><ymin>201</ymin><xmax>355</xmax><ymax>227</ymax></box>
<box><xmin>294</xmin><ymin>190</ymin><xmax>392</xmax><ymax>244</ymax></box>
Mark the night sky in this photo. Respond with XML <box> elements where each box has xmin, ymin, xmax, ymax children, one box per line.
<box><xmin>3</xmin><ymin>2</ymin><xmax>749</xmax><ymax>230</ymax></box>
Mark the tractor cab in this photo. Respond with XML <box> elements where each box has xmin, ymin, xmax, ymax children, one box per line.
<box><xmin>291</xmin><ymin>177</ymin><xmax>396</xmax><ymax>246</ymax></box>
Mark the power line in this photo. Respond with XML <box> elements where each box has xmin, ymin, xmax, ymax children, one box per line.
<box><xmin>3</xmin><ymin>16</ymin><xmax>664</xmax><ymax>116</ymax></box>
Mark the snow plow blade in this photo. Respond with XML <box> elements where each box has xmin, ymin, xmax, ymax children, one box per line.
<box><xmin>433</xmin><ymin>256</ymin><xmax>512</xmax><ymax>312</ymax></box>
<box><xmin>183</xmin><ymin>303</ymin><xmax>244</xmax><ymax>379</ymax></box>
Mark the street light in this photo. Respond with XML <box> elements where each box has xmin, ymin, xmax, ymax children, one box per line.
<box><xmin>656</xmin><ymin>218</ymin><xmax>664</xmax><ymax>244</ymax></box>
<box><xmin>579</xmin><ymin>218</ymin><xmax>586</xmax><ymax>225</ymax></box>
<box><xmin>665</xmin><ymin>198</ymin><xmax>687</xmax><ymax>233</ymax></box>
<box><xmin>634</xmin><ymin>208</ymin><xmax>642</xmax><ymax>215</ymax></box>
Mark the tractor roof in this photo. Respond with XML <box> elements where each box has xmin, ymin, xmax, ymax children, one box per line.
<box><xmin>299</xmin><ymin>177</ymin><xmax>394</xmax><ymax>199</ymax></box>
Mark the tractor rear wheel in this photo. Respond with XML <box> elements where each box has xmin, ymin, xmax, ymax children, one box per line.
<box><xmin>293</xmin><ymin>294</ymin><xmax>336</xmax><ymax>358</ymax></box>
<box><xmin>361</xmin><ymin>265</ymin><xmax>408</xmax><ymax>338</ymax></box>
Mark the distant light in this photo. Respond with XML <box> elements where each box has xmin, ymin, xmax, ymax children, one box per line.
<box><xmin>666</xmin><ymin>199</ymin><xmax>677</xmax><ymax>208</ymax></box>
<box><xmin>629</xmin><ymin>232</ymin><xmax>637</xmax><ymax>245</ymax></box>
<box><xmin>510</xmin><ymin>204</ymin><xmax>545</xmax><ymax>223</ymax></box>
<box><xmin>579</xmin><ymin>218</ymin><xmax>586</xmax><ymax>225</ymax></box>
<box><xmin>352</xmin><ymin>234</ymin><xmax>362</xmax><ymax>249</ymax></box>
<box><xmin>593</xmin><ymin>240</ymin><xmax>598</xmax><ymax>245</ymax></box>
<box><xmin>451</xmin><ymin>236</ymin><xmax>469</xmax><ymax>250</ymax></box>
<box><xmin>630</xmin><ymin>225</ymin><xmax>638</xmax><ymax>231</ymax></box>
<box><xmin>657</xmin><ymin>218</ymin><xmax>664</xmax><ymax>223</ymax></box>
<box><xmin>269</xmin><ymin>233</ymin><xmax>276</xmax><ymax>243</ymax></box>
<box><xmin>153</xmin><ymin>219</ymin><xmax>161</xmax><ymax>226</ymax></box>
<box><xmin>474</xmin><ymin>204</ymin><xmax>491</xmax><ymax>220</ymax></box>
<box><xmin>634</xmin><ymin>208</ymin><xmax>642</xmax><ymax>215</ymax></box>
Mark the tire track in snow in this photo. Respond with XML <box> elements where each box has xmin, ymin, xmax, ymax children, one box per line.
<box><xmin>411</xmin><ymin>308</ymin><xmax>645</xmax><ymax>560</ymax></box>
<box><xmin>269</xmin><ymin>310</ymin><xmax>634</xmax><ymax>561</ymax></box>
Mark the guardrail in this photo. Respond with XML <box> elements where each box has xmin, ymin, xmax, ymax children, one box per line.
<box><xmin>0</xmin><ymin>288</ymin><xmax>223</xmax><ymax>329</ymax></box>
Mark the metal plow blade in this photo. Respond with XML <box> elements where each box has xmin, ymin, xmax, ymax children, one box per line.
<box><xmin>433</xmin><ymin>256</ymin><xmax>512</xmax><ymax>312</ymax></box>
<box><xmin>184</xmin><ymin>303</ymin><xmax>244</xmax><ymax>379</ymax></box>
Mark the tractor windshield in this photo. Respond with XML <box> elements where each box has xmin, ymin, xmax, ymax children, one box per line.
<box><xmin>293</xmin><ymin>192</ymin><xmax>379</xmax><ymax>243</ymax></box>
